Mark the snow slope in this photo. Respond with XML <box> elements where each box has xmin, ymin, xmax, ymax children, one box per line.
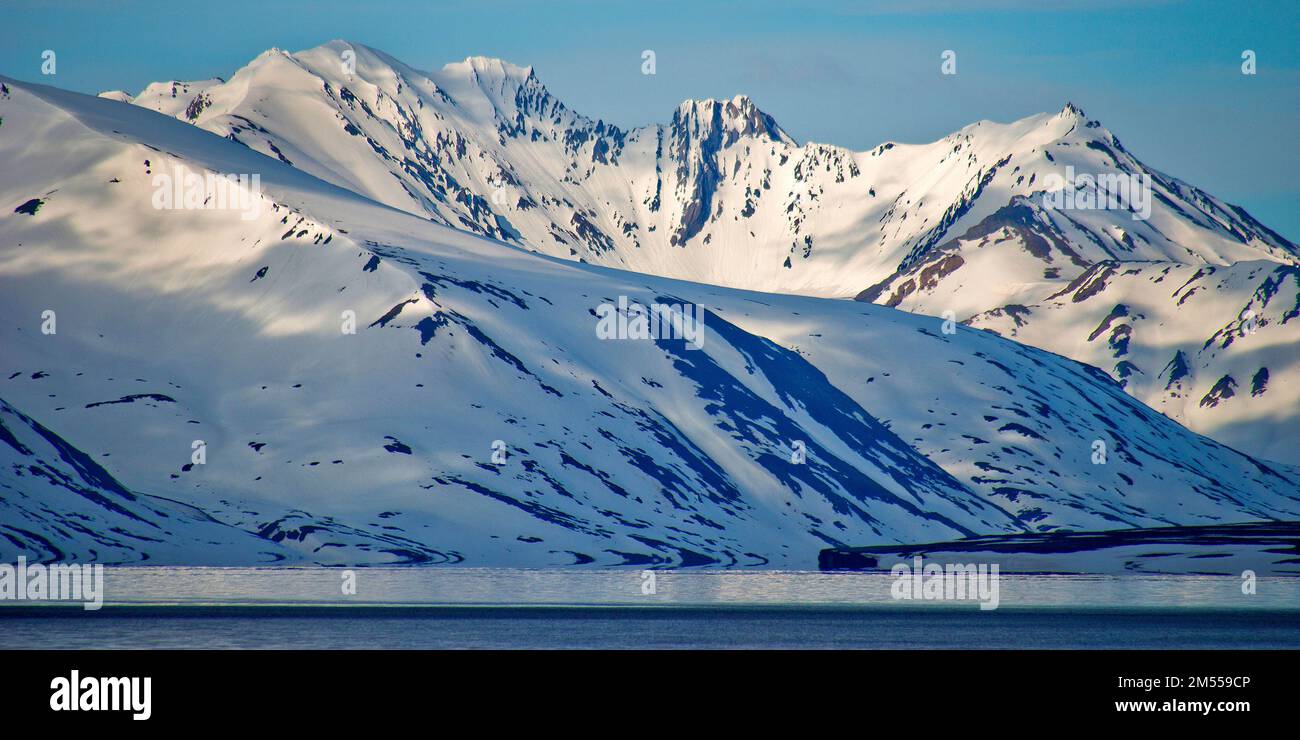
<box><xmin>0</xmin><ymin>397</ymin><xmax>302</xmax><ymax>564</ymax></box>
<box><xmin>969</xmin><ymin>259</ymin><xmax>1299</xmax><ymax>465</ymax></box>
<box><xmin>1</xmin><ymin>76</ymin><xmax>1298</xmax><ymax>566</ymax></box>
<box><xmin>116</xmin><ymin>41</ymin><xmax>1300</xmax><ymax>465</ymax></box>
<box><xmin>865</xmin><ymin>195</ymin><xmax>1300</xmax><ymax>464</ymax></box>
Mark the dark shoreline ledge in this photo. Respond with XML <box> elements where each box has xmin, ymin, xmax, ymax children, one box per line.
<box><xmin>819</xmin><ymin>520</ymin><xmax>1300</xmax><ymax>575</ymax></box>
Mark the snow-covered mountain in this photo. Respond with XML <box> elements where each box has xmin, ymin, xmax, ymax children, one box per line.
<box><xmin>118</xmin><ymin>42</ymin><xmax>1297</xmax><ymax>288</ymax></box>
<box><xmin>864</xmin><ymin>194</ymin><xmax>1300</xmax><ymax>464</ymax></box>
<box><xmin>963</xmin><ymin>258</ymin><xmax>1299</xmax><ymax>465</ymax></box>
<box><xmin>115</xmin><ymin>41</ymin><xmax>1299</xmax><ymax>464</ymax></box>
<box><xmin>3</xmin><ymin>75</ymin><xmax>1298</xmax><ymax>566</ymax></box>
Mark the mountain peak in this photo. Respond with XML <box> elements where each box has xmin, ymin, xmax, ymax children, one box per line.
<box><xmin>1061</xmin><ymin>101</ymin><xmax>1086</xmax><ymax>118</ymax></box>
<box><xmin>675</xmin><ymin>94</ymin><xmax>759</xmax><ymax>114</ymax></box>
<box><xmin>671</xmin><ymin>94</ymin><xmax>794</xmax><ymax>146</ymax></box>
<box><xmin>447</xmin><ymin>55</ymin><xmax>536</xmax><ymax>83</ymax></box>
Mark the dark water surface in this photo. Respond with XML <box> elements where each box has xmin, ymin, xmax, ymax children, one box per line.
<box><xmin>4</xmin><ymin>605</ymin><xmax>1300</xmax><ymax>649</ymax></box>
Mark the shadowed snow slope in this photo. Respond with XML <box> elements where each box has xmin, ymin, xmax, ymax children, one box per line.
<box><xmin>2</xmin><ymin>77</ymin><xmax>1298</xmax><ymax>566</ymax></box>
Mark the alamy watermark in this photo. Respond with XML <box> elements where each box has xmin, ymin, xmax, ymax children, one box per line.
<box><xmin>1041</xmin><ymin>166</ymin><xmax>1152</xmax><ymax>220</ymax></box>
<box><xmin>50</xmin><ymin>670</ymin><xmax>150</xmax><ymax>720</ymax></box>
<box><xmin>891</xmin><ymin>555</ymin><xmax>1000</xmax><ymax>610</ymax></box>
<box><xmin>152</xmin><ymin>163</ymin><xmax>263</xmax><ymax>221</ymax></box>
<box><xmin>595</xmin><ymin>296</ymin><xmax>705</xmax><ymax>350</ymax></box>
<box><xmin>0</xmin><ymin>557</ymin><xmax>104</xmax><ymax>610</ymax></box>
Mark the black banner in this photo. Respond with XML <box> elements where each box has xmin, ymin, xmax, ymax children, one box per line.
<box><xmin>0</xmin><ymin>648</ymin><xmax>1286</xmax><ymax>727</ymax></box>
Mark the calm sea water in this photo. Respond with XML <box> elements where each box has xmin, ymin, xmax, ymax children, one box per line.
<box><xmin>2</xmin><ymin>568</ymin><xmax>1298</xmax><ymax>649</ymax></box>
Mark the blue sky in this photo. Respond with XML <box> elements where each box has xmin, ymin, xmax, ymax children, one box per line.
<box><xmin>4</xmin><ymin>0</ymin><xmax>1297</xmax><ymax>239</ymax></box>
